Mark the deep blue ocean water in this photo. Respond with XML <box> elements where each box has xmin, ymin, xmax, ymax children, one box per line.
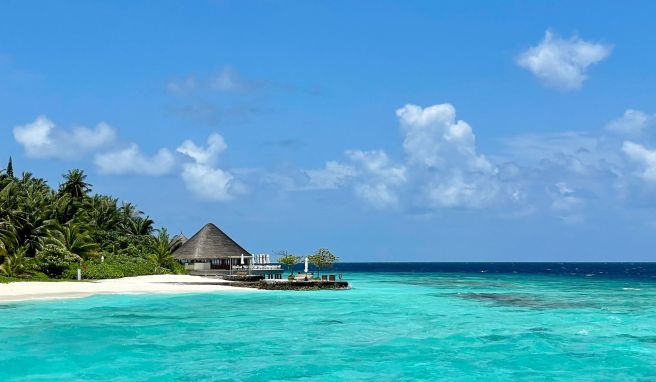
<box><xmin>1</xmin><ymin>263</ymin><xmax>656</xmax><ymax>381</ymax></box>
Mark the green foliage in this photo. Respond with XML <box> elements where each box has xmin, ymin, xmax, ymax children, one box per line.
<box><xmin>35</xmin><ymin>244</ymin><xmax>82</xmax><ymax>278</ymax></box>
<box><xmin>308</xmin><ymin>248</ymin><xmax>338</xmax><ymax>276</ymax></box>
<box><xmin>79</xmin><ymin>254</ymin><xmax>170</xmax><ymax>279</ymax></box>
<box><xmin>0</xmin><ymin>247</ymin><xmax>31</xmax><ymax>277</ymax></box>
<box><xmin>169</xmin><ymin>261</ymin><xmax>186</xmax><ymax>275</ymax></box>
<box><xmin>58</xmin><ymin>169</ymin><xmax>92</xmax><ymax>198</ymax></box>
<box><xmin>277</xmin><ymin>251</ymin><xmax>300</xmax><ymax>275</ymax></box>
<box><xmin>6</xmin><ymin>157</ymin><xmax>13</xmax><ymax>179</ymax></box>
<box><xmin>46</xmin><ymin>223</ymin><xmax>99</xmax><ymax>260</ymax></box>
<box><xmin>150</xmin><ymin>228</ymin><xmax>175</xmax><ymax>269</ymax></box>
<box><xmin>0</xmin><ymin>272</ymin><xmax>52</xmax><ymax>283</ymax></box>
<box><xmin>0</xmin><ymin>160</ymin><xmax>183</xmax><ymax>280</ymax></box>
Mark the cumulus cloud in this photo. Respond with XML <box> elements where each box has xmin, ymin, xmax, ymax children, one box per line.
<box><xmin>517</xmin><ymin>30</ymin><xmax>612</xmax><ymax>90</ymax></box>
<box><xmin>346</xmin><ymin>150</ymin><xmax>407</xmax><ymax>208</ymax></box>
<box><xmin>622</xmin><ymin>141</ymin><xmax>656</xmax><ymax>182</ymax></box>
<box><xmin>301</xmin><ymin>150</ymin><xmax>405</xmax><ymax>208</ymax></box>
<box><xmin>13</xmin><ymin>116</ymin><xmax>116</xmax><ymax>159</ymax></box>
<box><xmin>177</xmin><ymin>133</ymin><xmax>227</xmax><ymax>165</ymax></box>
<box><xmin>179</xmin><ymin>163</ymin><xmax>235</xmax><ymax>201</ymax></box>
<box><xmin>396</xmin><ymin>103</ymin><xmax>498</xmax><ymax>209</ymax></box>
<box><xmin>606</xmin><ymin>109</ymin><xmax>653</xmax><ymax>137</ymax></box>
<box><xmin>177</xmin><ymin>133</ymin><xmax>237</xmax><ymax>201</ymax></box>
<box><xmin>94</xmin><ymin>144</ymin><xmax>176</xmax><ymax>176</ymax></box>
<box><xmin>304</xmin><ymin>161</ymin><xmax>356</xmax><ymax>190</ymax></box>
<box><xmin>295</xmin><ymin>105</ymin><xmax>656</xmax><ymax>220</ymax></box>
<box><xmin>301</xmin><ymin>103</ymin><xmax>499</xmax><ymax>210</ymax></box>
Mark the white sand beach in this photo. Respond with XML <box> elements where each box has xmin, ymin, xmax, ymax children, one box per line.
<box><xmin>0</xmin><ymin>275</ymin><xmax>258</xmax><ymax>302</ymax></box>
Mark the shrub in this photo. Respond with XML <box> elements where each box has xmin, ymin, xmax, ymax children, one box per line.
<box><xmin>79</xmin><ymin>254</ymin><xmax>170</xmax><ymax>279</ymax></box>
<box><xmin>169</xmin><ymin>261</ymin><xmax>186</xmax><ymax>275</ymax></box>
<box><xmin>36</xmin><ymin>244</ymin><xmax>81</xmax><ymax>278</ymax></box>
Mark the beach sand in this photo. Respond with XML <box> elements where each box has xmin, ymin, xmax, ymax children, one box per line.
<box><xmin>0</xmin><ymin>275</ymin><xmax>258</xmax><ymax>302</ymax></box>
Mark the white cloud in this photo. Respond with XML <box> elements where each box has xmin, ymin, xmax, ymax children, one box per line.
<box><xmin>300</xmin><ymin>103</ymin><xmax>500</xmax><ymax>210</ymax></box>
<box><xmin>345</xmin><ymin>150</ymin><xmax>407</xmax><ymax>208</ymax></box>
<box><xmin>346</xmin><ymin>150</ymin><xmax>406</xmax><ymax>185</ymax></box>
<box><xmin>396</xmin><ymin>103</ymin><xmax>498</xmax><ymax>209</ymax></box>
<box><xmin>13</xmin><ymin>116</ymin><xmax>116</xmax><ymax>159</ymax></box>
<box><xmin>176</xmin><ymin>133</ymin><xmax>237</xmax><ymax>201</ymax></box>
<box><xmin>517</xmin><ymin>30</ymin><xmax>612</xmax><ymax>90</ymax></box>
<box><xmin>176</xmin><ymin>133</ymin><xmax>227</xmax><ymax>165</ymax></box>
<box><xmin>354</xmin><ymin>183</ymin><xmax>399</xmax><ymax>209</ymax></box>
<box><xmin>397</xmin><ymin>104</ymin><xmax>478</xmax><ymax>168</ymax></box>
<box><xmin>301</xmin><ymin>150</ymin><xmax>405</xmax><ymax>208</ymax></box>
<box><xmin>606</xmin><ymin>109</ymin><xmax>652</xmax><ymax>137</ymax></box>
<box><xmin>304</xmin><ymin>161</ymin><xmax>356</xmax><ymax>190</ymax></box>
<box><xmin>94</xmin><ymin>144</ymin><xmax>176</xmax><ymax>176</ymax></box>
<box><xmin>423</xmin><ymin>171</ymin><xmax>499</xmax><ymax>209</ymax></box>
<box><xmin>180</xmin><ymin>163</ymin><xmax>234</xmax><ymax>201</ymax></box>
<box><xmin>622</xmin><ymin>141</ymin><xmax>656</xmax><ymax>182</ymax></box>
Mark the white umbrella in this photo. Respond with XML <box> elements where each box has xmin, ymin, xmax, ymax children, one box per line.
<box><xmin>304</xmin><ymin>257</ymin><xmax>309</xmax><ymax>273</ymax></box>
<box><xmin>240</xmin><ymin>253</ymin><xmax>245</xmax><ymax>265</ymax></box>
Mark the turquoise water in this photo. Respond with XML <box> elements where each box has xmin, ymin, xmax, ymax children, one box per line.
<box><xmin>2</xmin><ymin>272</ymin><xmax>656</xmax><ymax>381</ymax></box>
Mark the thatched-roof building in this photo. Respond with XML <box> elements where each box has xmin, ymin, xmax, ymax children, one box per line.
<box><xmin>170</xmin><ymin>234</ymin><xmax>187</xmax><ymax>253</ymax></box>
<box><xmin>173</xmin><ymin>223</ymin><xmax>252</xmax><ymax>271</ymax></box>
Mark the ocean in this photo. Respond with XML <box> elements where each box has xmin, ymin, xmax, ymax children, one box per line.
<box><xmin>1</xmin><ymin>263</ymin><xmax>655</xmax><ymax>381</ymax></box>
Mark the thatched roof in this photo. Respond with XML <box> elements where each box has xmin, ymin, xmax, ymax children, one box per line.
<box><xmin>170</xmin><ymin>234</ymin><xmax>188</xmax><ymax>253</ymax></box>
<box><xmin>172</xmin><ymin>223</ymin><xmax>251</xmax><ymax>260</ymax></box>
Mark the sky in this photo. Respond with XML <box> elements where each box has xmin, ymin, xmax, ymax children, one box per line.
<box><xmin>2</xmin><ymin>1</ymin><xmax>656</xmax><ymax>261</ymax></box>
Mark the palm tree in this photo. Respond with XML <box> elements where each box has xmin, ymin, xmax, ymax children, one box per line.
<box><xmin>128</xmin><ymin>216</ymin><xmax>155</xmax><ymax>236</ymax></box>
<box><xmin>0</xmin><ymin>224</ymin><xmax>20</xmax><ymax>261</ymax></box>
<box><xmin>46</xmin><ymin>223</ymin><xmax>99</xmax><ymax>260</ymax></box>
<box><xmin>83</xmin><ymin>195</ymin><xmax>121</xmax><ymax>232</ymax></box>
<box><xmin>49</xmin><ymin>194</ymin><xmax>81</xmax><ymax>225</ymax></box>
<box><xmin>59</xmin><ymin>169</ymin><xmax>92</xmax><ymax>198</ymax></box>
<box><xmin>119</xmin><ymin>202</ymin><xmax>142</xmax><ymax>221</ymax></box>
<box><xmin>10</xmin><ymin>207</ymin><xmax>50</xmax><ymax>257</ymax></box>
<box><xmin>151</xmin><ymin>228</ymin><xmax>174</xmax><ymax>268</ymax></box>
<box><xmin>0</xmin><ymin>246</ymin><xmax>30</xmax><ymax>277</ymax></box>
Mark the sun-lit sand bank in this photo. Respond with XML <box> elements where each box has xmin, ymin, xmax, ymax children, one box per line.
<box><xmin>0</xmin><ymin>275</ymin><xmax>259</xmax><ymax>302</ymax></box>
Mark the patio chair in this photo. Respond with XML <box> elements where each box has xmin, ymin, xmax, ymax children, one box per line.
<box><xmin>329</xmin><ymin>275</ymin><xmax>336</xmax><ymax>281</ymax></box>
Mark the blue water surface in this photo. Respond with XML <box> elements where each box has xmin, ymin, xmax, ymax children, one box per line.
<box><xmin>1</xmin><ymin>265</ymin><xmax>656</xmax><ymax>381</ymax></box>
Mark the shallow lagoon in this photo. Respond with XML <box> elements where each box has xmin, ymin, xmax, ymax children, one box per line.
<box><xmin>1</xmin><ymin>271</ymin><xmax>656</xmax><ymax>381</ymax></box>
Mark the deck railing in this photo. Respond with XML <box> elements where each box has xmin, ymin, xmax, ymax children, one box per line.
<box><xmin>231</xmin><ymin>265</ymin><xmax>283</xmax><ymax>271</ymax></box>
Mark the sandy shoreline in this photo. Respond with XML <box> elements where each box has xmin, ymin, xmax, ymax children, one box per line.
<box><xmin>0</xmin><ymin>275</ymin><xmax>259</xmax><ymax>302</ymax></box>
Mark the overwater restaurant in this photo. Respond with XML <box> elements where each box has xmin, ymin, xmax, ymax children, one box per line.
<box><xmin>172</xmin><ymin>223</ymin><xmax>283</xmax><ymax>279</ymax></box>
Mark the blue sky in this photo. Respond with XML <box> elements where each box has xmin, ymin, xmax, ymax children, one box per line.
<box><xmin>2</xmin><ymin>1</ymin><xmax>656</xmax><ymax>261</ymax></box>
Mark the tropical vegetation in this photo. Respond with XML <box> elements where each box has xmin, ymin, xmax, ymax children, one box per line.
<box><xmin>0</xmin><ymin>158</ymin><xmax>184</xmax><ymax>281</ymax></box>
<box><xmin>308</xmin><ymin>248</ymin><xmax>338</xmax><ymax>277</ymax></box>
<box><xmin>277</xmin><ymin>251</ymin><xmax>300</xmax><ymax>277</ymax></box>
